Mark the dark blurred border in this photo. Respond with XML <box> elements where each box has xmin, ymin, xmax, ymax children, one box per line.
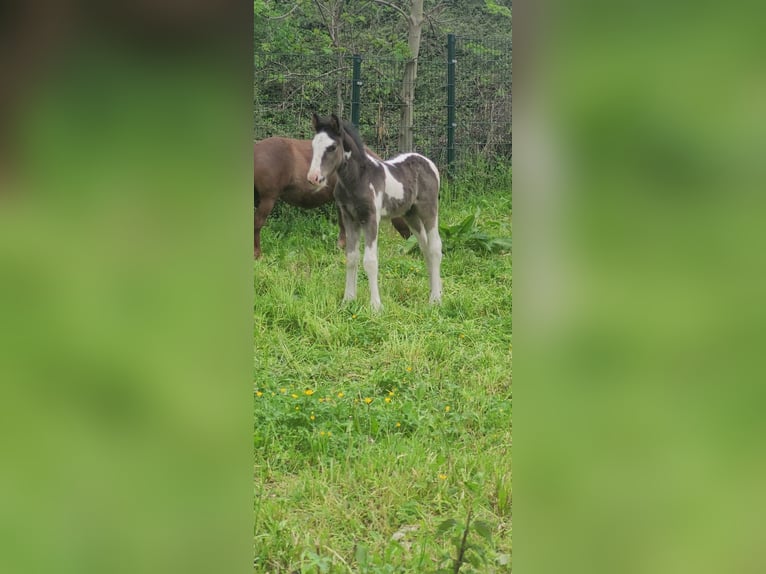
<box><xmin>1</xmin><ymin>0</ymin><xmax>250</xmax><ymax>184</ymax></box>
<box><xmin>1</xmin><ymin>3</ymin><xmax>253</xmax><ymax>574</ymax></box>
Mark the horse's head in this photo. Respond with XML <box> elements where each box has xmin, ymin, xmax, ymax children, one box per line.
<box><xmin>307</xmin><ymin>113</ymin><xmax>346</xmax><ymax>186</ymax></box>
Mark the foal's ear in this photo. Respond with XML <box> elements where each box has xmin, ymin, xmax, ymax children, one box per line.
<box><xmin>311</xmin><ymin>113</ymin><xmax>320</xmax><ymax>131</ymax></box>
<box><xmin>330</xmin><ymin>113</ymin><xmax>341</xmax><ymax>133</ymax></box>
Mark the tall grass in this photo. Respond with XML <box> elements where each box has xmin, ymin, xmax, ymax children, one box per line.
<box><xmin>254</xmin><ymin>165</ymin><xmax>511</xmax><ymax>573</ymax></box>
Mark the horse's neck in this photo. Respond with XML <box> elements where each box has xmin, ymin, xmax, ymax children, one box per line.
<box><xmin>342</xmin><ymin>130</ymin><xmax>368</xmax><ymax>163</ymax></box>
<box><xmin>337</xmin><ymin>157</ymin><xmax>360</xmax><ymax>185</ymax></box>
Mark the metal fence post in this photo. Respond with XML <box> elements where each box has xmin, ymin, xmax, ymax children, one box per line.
<box><xmin>351</xmin><ymin>54</ymin><xmax>362</xmax><ymax>128</ymax></box>
<box><xmin>446</xmin><ymin>35</ymin><xmax>457</xmax><ymax>176</ymax></box>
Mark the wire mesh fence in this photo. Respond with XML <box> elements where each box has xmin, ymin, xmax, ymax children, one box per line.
<box><xmin>451</xmin><ymin>35</ymin><xmax>512</xmax><ymax>169</ymax></box>
<box><xmin>254</xmin><ymin>34</ymin><xmax>511</xmax><ymax>199</ymax></box>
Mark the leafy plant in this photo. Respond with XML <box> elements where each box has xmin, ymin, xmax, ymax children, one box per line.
<box><xmin>404</xmin><ymin>209</ymin><xmax>512</xmax><ymax>255</ymax></box>
<box><xmin>434</xmin><ymin>508</ymin><xmax>495</xmax><ymax>574</ymax></box>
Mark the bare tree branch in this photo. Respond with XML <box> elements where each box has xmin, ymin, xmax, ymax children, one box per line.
<box><xmin>368</xmin><ymin>0</ymin><xmax>408</xmax><ymax>20</ymax></box>
<box><xmin>268</xmin><ymin>4</ymin><xmax>299</xmax><ymax>20</ymax></box>
<box><xmin>313</xmin><ymin>0</ymin><xmax>332</xmax><ymax>38</ymax></box>
<box><xmin>426</xmin><ymin>1</ymin><xmax>448</xmax><ymax>18</ymax></box>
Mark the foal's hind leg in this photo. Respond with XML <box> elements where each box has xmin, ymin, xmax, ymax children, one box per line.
<box><xmin>254</xmin><ymin>195</ymin><xmax>276</xmax><ymax>259</ymax></box>
<box><xmin>404</xmin><ymin>212</ymin><xmax>442</xmax><ymax>303</ymax></box>
<box><xmin>424</xmin><ymin>216</ymin><xmax>443</xmax><ymax>303</ymax></box>
<box><xmin>403</xmin><ymin>212</ymin><xmax>429</xmax><ymax>253</ymax></box>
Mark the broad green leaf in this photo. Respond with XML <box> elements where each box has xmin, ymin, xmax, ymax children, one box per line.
<box><xmin>472</xmin><ymin>520</ymin><xmax>493</xmax><ymax>542</ymax></box>
<box><xmin>435</xmin><ymin>518</ymin><xmax>458</xmax><ymax>537</ymax></box>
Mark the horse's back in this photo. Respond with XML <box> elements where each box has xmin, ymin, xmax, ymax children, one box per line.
<box><xmin>254</xmin><ymin>137</ymin><xmax>308</xmax><ymax>193</ymax></box>
<box><xmin>383</xmin><ymin>152</ymin><xmax>441</xmax><ymax>203</ymax></box>
<box><xmin>387</xmin><ymin>152</ymin><xmax>440</xmax><ymax>185</ymax></box>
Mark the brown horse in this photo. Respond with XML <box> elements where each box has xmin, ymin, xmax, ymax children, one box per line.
<box><xmin>254</xmin><ymin>137</ymin><xmax>410</xmax><ymax>258</ymax></box>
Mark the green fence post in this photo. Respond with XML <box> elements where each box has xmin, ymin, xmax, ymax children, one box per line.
<box><xmin>446</xmin><ymin>34</ymin><xmax>457</xmax><ymax>177</ymax></box>
<box><xmin>351</xmin><ymin>54</ymin><xmax>362</xmax><ymax>128</ymax></box>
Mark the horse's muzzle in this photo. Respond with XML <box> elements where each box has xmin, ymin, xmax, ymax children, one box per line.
<box><xmin>307</xmin><ymin>172</ymin><xmax>325</xmax><ymax>186</ymax></box>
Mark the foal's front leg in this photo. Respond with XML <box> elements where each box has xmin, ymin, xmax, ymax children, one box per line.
<box><xmin>362</xmin><ymin>220</ymin><xmax>382</xmax><ymax>312</ymax></box>
<box><xmin>342</xmin><ymin>217</ymin><xmax>362</xmax><ymax>303</ymax></box>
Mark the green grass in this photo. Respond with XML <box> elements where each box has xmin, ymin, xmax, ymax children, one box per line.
<box><xmin>254</xmin><ymin>168</ymin><xmax>511</xmax><ymax>573</ymax></box>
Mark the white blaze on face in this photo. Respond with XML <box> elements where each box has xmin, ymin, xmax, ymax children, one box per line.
<box><xmin>307</xmin><ymin>131</ymin><xmax>336</xmax><ymax>185</ymax></box>
<box><xmin>382</xmin><ymin>165</ymin><xmax>405</xmax><ymax>199</ymax></box>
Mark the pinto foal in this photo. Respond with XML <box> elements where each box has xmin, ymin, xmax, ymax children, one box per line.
<box><xmin>254</xmin><ymin>137</ymin><xmax>410</xmax><ymax>258</ymax></box>
<box><xmin>307</xmin><ymin>113</ymin><xmax>442</xmax><ymax>311</ymax></box>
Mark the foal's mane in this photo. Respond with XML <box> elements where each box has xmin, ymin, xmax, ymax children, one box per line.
<box><xmin>340</xmin><ymin>119</ymin><xmax>367</xmax><ymax>162</ymax></box>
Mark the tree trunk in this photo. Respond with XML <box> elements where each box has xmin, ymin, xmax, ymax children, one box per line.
<box><xmin>398</xmin><ymin>0</ymin><xmax>424</xmax><ymax>152</ymax></box>
<box><xmin>337</xmin><ymin>50</ymin><xmax>345</xmax><ymax>117</ymax></box>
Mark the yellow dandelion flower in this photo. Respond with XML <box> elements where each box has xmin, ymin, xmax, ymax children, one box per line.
<box><xmin>406</xmin><ymin>367</ymin><xmax>412</xmax><ymax>373</ymax></box>
<box><xmin>319</xmin><ymin>431</ymin><xmax>326</xmax><ymax>436</ymax></box>
<box><xmin>295</xmin><ymin>406</ymin><xmax>300</xmax><ymax>411</ymax></box>
<box><xmin>255</xmin><ymin>391</ymin><xmax>263</xmax><ymax>397</ymax></box>
<box><xmin>318</xmin><ymin>398</ymin><xmax>324</xmax><ymax>403</ymax></box>
<box><xmin>439</xmin><ymin>474</ymin><xmax>448</xmax><ymax>480</ymax></box>
<box><xmin>280</xmin><ymin>388</ymin><xmax>287</xmax><ymax>394</ymax></box>
<box><xmin>352</xmin><ymin>314</ymin><xmax>357</xmax><ymax>319</ymax></box>
<box><xmin>291</xmin><ymin>393</ymin><xmax>299</xmax><ymax>399</ymax></box>
<box><xmin>384</xmin><ymin>397</ymin><xmax>392</xmax><ymax>404</ymax></box>
<box><xmin>327</xmin><ymin>431</ymin><xmax>332</xmax><ymax>436</ymax></box>
<box><xmin>337</xmin><ymin>392</ymin><xmax>344</xmax><ymax>398</ymax></box>
<box><xmin>459</xmin><ymin>333</ymin><xmax>465</xmax><ymax>339</ymax></box>
<box><xmin>364</xmin><ymin>397</ymin><xmax>373</xmax><ymax>405</ymax></box>
<box><xmin>304</xmin><ymin>389</ymin><xmax>314</xmax><ymax>396</ymax></box>
<box><xmin>388</xmin><ymin>390</ymin><xmax>395</xmax><ymax>396</ymax></box>
<box><xmin>310</xmin><ymin>415</ymin><xmax>316</xmax><ymax>421</ymax></box>
<box><xmin>445</xmin><ymin>405</ymin><xmax>451</xmax><ymax>412</ymax></box>
<box><xmin>395</xmin><ymin>422</ymin><xmax>401</xmax><ymax>428</ymax></box>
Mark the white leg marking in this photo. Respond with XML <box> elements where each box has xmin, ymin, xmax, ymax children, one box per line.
<box><xmin>426</xmin><ymin>222</ymin><xmax>443</xmax><ymax>303</ymax></box>
<box><xmin>344</xmin><ymin>238</ymin><xmax>360</xmax><ymax>302</ymax></box>
<box><xmin>363</xmin><ymin>237</ymin><xmax>382</xmax><ymax>311</ymax></box>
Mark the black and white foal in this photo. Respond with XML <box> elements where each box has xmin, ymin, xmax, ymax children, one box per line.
<box><xmin>307</xmin><ymin>113</ymin><xmax>442</xmax><ymax>311</ymax></box>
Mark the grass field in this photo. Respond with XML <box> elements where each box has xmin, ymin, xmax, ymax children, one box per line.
<box><xmin>254</xmin><ymin>164</ymin><xmax>512</xmax><ymax>573</ymax></box>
